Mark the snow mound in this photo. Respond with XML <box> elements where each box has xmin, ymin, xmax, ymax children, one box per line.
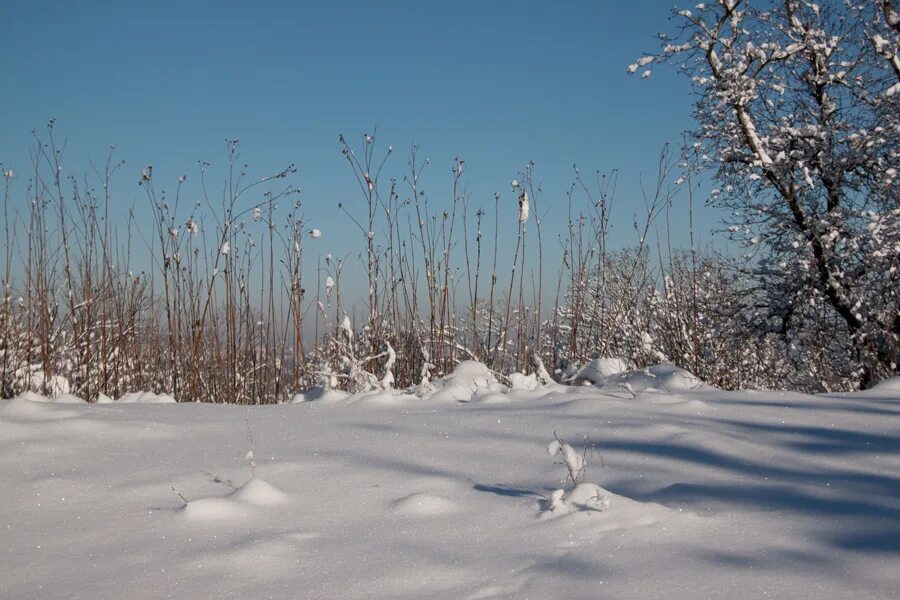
<box><xmin>117</xmin><ymin>391</ymin><xmax>177</xmax><ymax>404</ymax></box>
<box><xmin>15</xmin><ymin>390</ymin><xmax>49</xmax><ymax>403</ymax></box>
<box><xmin>470</xmin><ymin>389</ymin><xmax>511</xmax><ymax>404</ymax></box>
<box><xmin>870</xmin><ymin>376</ymin><xmax>900</xmax><ymax>393</ymax></box>
<box><xmin>15</xmin><ymin>391</ymin><xmax>86</xmax><ymax>404</ymax></box>
<box><xmin>179</xmin><ymin>479</ymin><xmax>289</xmax><ymax>523</ymax></box>
<box><xmin>597</xmin><ymin>363</ymin><xmax>708</xmax><ymax>394</ymax></box>
<box><xmin>95</xmin><ymin>393</ymin><xmax>114</xmax><ymax>404</ymax></box>
<box><xmin>541</xmin><ymin>483</ymin><xmax>671</xmax><ymax>530</ymax></box>
<box><xmin>564</xmin><ymin>360</ymin><xmax>707</xmax><ymax>393</ymax></box>
<box><xmin>291</xmin><ymin>386</ymin><xmax>351</xmax><ymax>403</ymax></box>
<box><xmin>509</xmin><ymin>372</ymin><xmax>538</xmax><ymax>391</ymax></box>
<box><xmin>391</xmin><ymin>492</ymin><xmax>459</xmax><ymax>516</ymax></box>
<box><xmin>545</xmin><ymin>483</ymin><xmax>611</xmax><ymax>517</ymax></box>
<box><xmin>180</xmin><ymin>497</ymin><xmax>250</xmax><ymax>523</ymax></box>
<box><xmin>52</xmin><ymin>393</ymin><xmax>87</xmax><ymax>404</ymax></box>
<box><xmin>565</xmin><ymin>357</ymin><xmax>634</xmax><ymax>385</ymax></box>
<box><xmin>643</xmin><ymin>363</ymin><xmax>706</xmax><ymax>391</ymax></box>
<box><xmin>429</xmin><ymin>361</ymin><xmax>505</xmax><ymax>402</ymax></box>
<box><xmin>2</xmin><ymin>397</ymin><xmax>81</xmax><ymax>420</ymax></box>
<box><xmin>229</xmin><ymin>478</ymin><xmax>290</xmax><ymax>507</ymax></box>
<box><xmin>348</xmin><ymin>390</ymin><xmax>420</xmax><ymax>406</ymax></box>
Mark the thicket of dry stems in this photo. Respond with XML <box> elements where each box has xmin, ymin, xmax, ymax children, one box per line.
<box><xmin>0</xmin><ymin>124</ymin><xmax>881</xmax><ymax>403</ymax></box>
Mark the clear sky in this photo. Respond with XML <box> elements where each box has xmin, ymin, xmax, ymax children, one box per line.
<box><xmin>1</xmin><ymin>0</ymin><xmax>721</xmax><ymax>296</ymax></box>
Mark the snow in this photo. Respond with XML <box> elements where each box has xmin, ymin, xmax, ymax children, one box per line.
<box><xmin>180</xmin><ymin>497</ymin><xmax>251</xmax><ymax>523</ymax></box>
<box><xmin>547</xmin><ymin>436</ymin><xmax>584</xmax><ymax>480</ymax></box>
<box><xmin>2</xmin><ymin>396</ymin><xmax>82</xmax><ymax>420</ymax></box>
<box><xmin>508</xmin><ymin>371</ymin><xmax>538</xmax><ymax>391</ymax></box>
<box><xmin>16</xmin><ymin>390</ymin><xmax>52</xmax><ymax>403</ymax></box>
<box><xmin>518</xmin><ymin>190</ymin><xmax>529</xmax><ymax>223</ymax></box>
<box><xmin>391</xmin><ymin>492</ymin><xmax>460</xmax><ymax>517</ymax></box>
<box><xmin>19</xmin><ymin>370</ymin><xmax>71</xmax><ymax>396</ymax></box>
<box><xmin>51</xmin><ymin>393</ymin><xmax>88</xmax><ymax>404</ymax></box>
<box><xmin>542</xmin><ymin>482</ymin><xmax>611</xmax><ymax>517</ymax></box>
<box><xmin>872</xmin><ymin>34</ymin><xmax>890</xmax><ymax>55</ymax></box>
<box><xmin>564</xmin><ymin>356</ymin><xmax>633</xmax><ymax>385</ymax></box>
<box><xmin>228</xmin><ymin>478</ymin><xmax>291</xmax><ymax>507</ymax></box>
<box><xmin>616</xmin><ymin>363</ymin><xmax>708</xmax><ymax>393</ymax></box>
<box><xmin>290</xmin><ymin>386</ymin><xmax>351</xmax><ymax>403</ymax></box>
<box><xmin>117</xmin><ymin>391</ymin><xmax>177</xmax><ymax>404</ymax></box>
<box><xmin>1</xmin><ymin>368</ymin><xmax>899</xmax><ymax>599</ymax></box>
<box><xmin>428</xmin><ymin>360</ymin><xmax>504</xmax><ymax>402</ymax></box>
<box><xmin>867</xmin><ymin>376</ymin><xmax>900</xmax><ymax>394</ymax></box>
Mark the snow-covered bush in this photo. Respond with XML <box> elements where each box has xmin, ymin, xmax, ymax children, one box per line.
<box><xmin>3</xmin><ymin>106</ymin><xmax>892</xmax><ymax>401</ymax></box>
<box><xmin>545</xmin><ymin>434</ymin><xmax>609</xmax><ymax>516</ymax></box>
<box><xmin>548</xmin><ymin>434</ymin><xmax>587</xmax><ymax>487</ymax></box>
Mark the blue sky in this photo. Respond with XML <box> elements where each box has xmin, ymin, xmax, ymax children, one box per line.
<box><xmin>1</xmin><ymin>0</ymin><xmax>721</xmax><ymax>298</ymax></box>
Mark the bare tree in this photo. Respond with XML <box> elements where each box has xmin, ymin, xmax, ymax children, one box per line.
<box><xmin>634</xmin><ymin>0</ymin><xmax>899</xmax><ymax>387</ymax></box>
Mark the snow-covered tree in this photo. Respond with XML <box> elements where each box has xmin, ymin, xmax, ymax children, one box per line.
<box><xmin>635</xmin><ymin>0</ymin><xmax>899</xmax><ymax>386</ymax></box>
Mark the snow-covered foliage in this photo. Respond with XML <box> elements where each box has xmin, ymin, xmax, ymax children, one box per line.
<box><xmin>1</xmin><ymin>99</ymin><xmax>894</xmax><ymax>402</ymax></box>
<box><xmin>517</xmin><ymin>189</ymin><xmax>530</xmax><ymax>223</ymax></box>
<box><xmin>544</xmin><ymin>433</ymin><xmax>610</xmax><ymax>518</ymax></box>
<box><xmin>547</xmin><ymin>434</ymin><xmax>586</xmax><ymax>486</ymax></box>
<box><xmin>635</xmin><ymin>0</ymin><xmax>900</xmax><ymax>386</ymax></box>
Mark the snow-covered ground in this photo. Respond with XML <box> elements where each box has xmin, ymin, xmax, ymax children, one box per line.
<box><xmin>2</xmin><ymin>365</ymin><xmax>899</xmax><ymax>599</ymax></box>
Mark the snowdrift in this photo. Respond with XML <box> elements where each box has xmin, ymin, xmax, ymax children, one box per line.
<box><xmin>1</xmin><ymin>362</ymin><xmax>898</xmax><ymax>599</ymax></box>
